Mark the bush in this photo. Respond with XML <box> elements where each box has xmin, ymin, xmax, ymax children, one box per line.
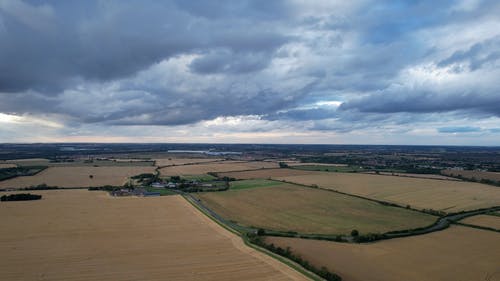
<box><xmin>1</xmin><ymin>193</ymin><xmax>42</xmax><ymax>201</ymax></box>
<box><xmin>351</xmin><ymin>229</ymin><xmax>359</xmax><ymax>237</ymax></box>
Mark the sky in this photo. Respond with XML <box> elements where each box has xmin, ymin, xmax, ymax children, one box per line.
<box><xmin>0</xmin><ymin>0</ymin><xmax>499</xmax><ymax>145</ymax></box>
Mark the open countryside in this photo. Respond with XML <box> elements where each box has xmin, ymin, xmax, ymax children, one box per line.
<box><xmin>275</xmin><ymin>172</ymin><xmax>500</xmax><ymax>212</ymax></box>
<box><xmin>0</xmin><ymin>189</ymin><xmax>308</xmax><ymax>281</ymax></box>
<box><xmin>265</xmin><ymin>226</ymin><xmax>500</xmax><ymax>281</ymax></box>
<box><xmin>195</xmin><ymin>180</ymin><xmax>436</xmax><ymax>234</ymax></box>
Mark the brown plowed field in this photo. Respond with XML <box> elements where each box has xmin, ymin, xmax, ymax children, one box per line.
<box><xmin>275</xmin><ymin>172</ymin><xmax>500</xmax><ymax>212</ymax></box>
<box><xmin>461</xmin><ymin>215</ymin><xmax>500</xmax><ymax>229</ymax></box>
<box><xmin>0</xmin><ymin>190</ymin><xmax>308</xmax><ymax>281</ymax></box>
<box><xmin>159</xmin><ymin>161</ymin><xmax>279</xmax><ymax>176</ymax></box>
<box><xmin>266</xmin><ymin>226</ymin><xmax>500</xmax><ymax>281</ymax></box>
<box><xmin>0</xmin><ymin>166</ymin><xmax>155</xmax><ymax>188</ymax></box>
<box><xmin>219</xmin><ymin>168</ymin><xmax>316</xmax><ymax>179</ymax></box>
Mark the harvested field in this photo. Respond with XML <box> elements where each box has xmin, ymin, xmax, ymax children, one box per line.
<box><xmin>0</xmin><ymin>190</ymin><xmax>307</xmax><ymax>281</ymax></box>
<box><xmin>276</xmin><ymin>172</ymin><xmax>500</xmax><ymax>212</ymax></box>
<box><xmin>461</xmin><ymin>215</ymin><xmax>500</xmax><ymax>230</ymax></box>
<box><xmin>0</xmin><ymin>163</ymin><xmax>17</xmax><ymax>168</ymax></box>
<box><xmin>159</xmin><ymin>161</ymin><xmax>279</xmax><ymax>176</ymax></box>
<box><xmin>442</xmin><ymin>169</ymin><xmax>500</xmax><ymax>182</ymax></box>
<box><xmin>266</xmin><ymin>226</ymin><xmax>500</xmax><ymax>281</ymax></box>
<box><xmin>154</xmin><ymin>157</ymin><xmax>221</xmax><ymax>167</ymax></box>
<box><xmin>196</xmin><ymin>182</ymin><xmax>435</xmax><ymax>234</ymax></box>
<box><xmin>6</xmin><ymin>158</ymin><xmax>154</xmax><ymax>167</ymax></box>
<box><xmin>363</xmin><ymin>171</ymin><xmax>460</xmax><ymax>181</ymax></box>
<box><xmin>219</xmin><ymin>168</ymin><xmax>316</xmax><ymax>179</ymax></box>
<box><xmin>0</xmin><ymin>166</ymin><xmax>155</xmax><ymax>188</ymax></box>
<box><xmin>286</xmin><ymin>162</ymin><xmax>347</xmax><ymax>167</ymax></box>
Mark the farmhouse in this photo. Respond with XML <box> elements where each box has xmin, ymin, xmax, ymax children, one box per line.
<box><xmin>151</xmin><ymin>182</ymin><xmax>166</xmax><ymax>188</ymax></box>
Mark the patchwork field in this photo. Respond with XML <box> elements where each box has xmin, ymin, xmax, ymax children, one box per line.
<box><xmin>154</xmin><ymin>157</ymin><xmax>221</xmax><ymax>167</ymax></box>
<box><xmin>266</xmin><ymin>226</ymin><xmax>500</xmax><ymax>281</ymax></box>
<box><xmin>5</xmin><ymin>158</ymin><xmax>154</xmax><ymax>167</ymax></box>
<box><xmin>442</xmin><ymin>169</ymin><xmax>500</xmax><ymax>182</ymax></box>
<box><xmin>363</xmin><ymin>171</ymin><xmax>460</xmax><ymax>181</ymax></box>
<box><xmin>195</xmin><ymin>181</ymin><xmax>435</xmax><ymax>234</ymax></box>
<box><xmin>0</xmin><ymin>166</ymin><xmax>156</xmax><ymax>188</ymax></box>
<box><xmin>461</xmin><ymin>215</ymin><xmax>500</xmax><ymax>230</ymax></box>
<box><xmin>286</xmin><ymin>162</ymin><xmax>347</xmax><ymax>167</ymax></box>
<box><xmin>219</xmin><ymin>168</ymin><xmax>316</xmax><ymax>179</ymax></box>
<box><xmin>275</xmin><ymin>172</ymin><xmax>500</xmax><ymax>212</ymax></box>
<box><xmin>0</xmin><ymin>190</ymin><xmax>308</xmax><ymax>281</ymax></box>
<box><xmin>159</xmin><ymin>161</ymin><xmax>279</xmax><ymax>176</ymax></box>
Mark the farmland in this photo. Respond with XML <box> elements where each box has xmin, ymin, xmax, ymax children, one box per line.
<box><xmin>266</xmin><ymin>226</ymin><xmax>500</xmax><ymax>281</ymax></box>
<box><xmin>275</xmin><ymin>172</ymin><xmax>500</xmax><ymax>212</ymax></box>
<box><xmin>0</xmin><ymin>166</ymin><xmax>155</xmax><ymax>188</ymax></box>
<box><xmin>461</xmin><ymin>215</ymin><xmax>500</xmax><ymax>230</ymax></box>
<box><xmin>0</xmin><ymin>163</ymin><xmax>17</xmax><ymax>168</ymax></box>
<box><xmin>154</xmin><ymin>157</ymin><xmax>221</xmax><ymax>167</ymax></box>
<box><xmin>0</xmin><ymin>190</ymin><xmax>308</xmax><ymax>281</ymax></box>
<box><xmin>442</xmin><ymin>169</ymin><xmax>500</xmax><ymax>182</ymax></box>
<box><xmin>159</xmin><ymin>161</ymin><xmax>279</xmax><ymax>176</ymax></box>
<box><xmin>219</xmin><ymin>168</ymin><xmax>316</xmax><ymax>179</ymax></box>
<box><xmin>195</xmin><ymin>180</ymin><xmax>435</xmax><ymax>234</ymax></box>
<box><xmin>5</xmin><ymin>158</ymin><xmax>154</xmax><ymax>167</ymax></box>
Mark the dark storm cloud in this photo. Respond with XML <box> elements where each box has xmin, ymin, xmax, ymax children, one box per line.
<box><xmin>1</xmin><ymin>0</ymin><xmax>500</xmax><ymax>134</ymax></box>
<box><xmin>0</xmin><ymin>0</ymin><xmax>289</xmax><ymax>92</ymax></box>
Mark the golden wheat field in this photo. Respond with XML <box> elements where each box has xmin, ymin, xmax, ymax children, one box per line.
<box><xmin>461</xmin><ymin>215</ymin><xmax>500</xmax><ymax>229</ymax></box>
<box><xmin>154</xmin><ymin>157</ymin><xmax>222</xmax><ymax>166</ymax></box>
<box><xmin>0</xmin><ymin>190</ymin><xmax>308</xmax><ymax>281</ymax></box>
<box><xmin>266</xmin><ymin>226</ymin><xmax>500</xmax><ymax>281</ymax></box>
<box><xmin>276</xmin><ymin>172</ymin><xmax>500</xmax><ymax>212</ymax></box>
<box><xmin>219</xmin><ymin>168</ymin><xmax>316</xmax><ymax>179</ymax></box>
<box><xmin>0</xmin><ymin>166</ymin><xmax>155</xmax><ymax>188</ymax></box>
<box><xmin>159</xmin><ymin>161</ymin><xmax>279</xmax><ymax>176</ymax></box>
<box><xmin>442</xmin><ymin>169</ymin><xmax>500</xmax><ymax>182</ymax></box>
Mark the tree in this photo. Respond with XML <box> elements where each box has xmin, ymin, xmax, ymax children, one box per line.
<box><xmin>351</xmin><ymin>229</ymin><xmax>359</xmax><ymax>237</ymax></box>
<box><xmin>89</xmin><ymin>175</ymin><xmax>94</xmax><ymax>179</ymax></box>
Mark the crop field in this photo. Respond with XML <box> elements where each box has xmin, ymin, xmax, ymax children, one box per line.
<box><xmin>362</xmin><ymin>171</ymin><xmax>460</xmax><ymax>181</ymax></box>
<box><xmin>275</xmin><ymin>172</ymin><xmax>500</xmax><ymax>212</ymax></box>
<box><xmin>0</xmin><ymin>163</ymin><xmax>17</xmax><ymax>168</ymax></box>
<box><xmin>0</xmin><ymin>190</ymin><xmax>307</xmax><ymax>281</ymax></box>
<box><xmin>159</xmin><ymin>161</ymin><xmax>279</xmax><ymax>176</ymax></box>
<box><xmin>154</xmin><ymin>157</ymin><xmax>221</xmax><ymax>167</ymax></box>
<box><xmin>442</xmin><ymin>169</ymin><xmax>500</xmax><ymax>182</ymax></box>
<box><xmin>5</xmin><ymin>158</ymin><xmax>154</xmax><ymax>167</ymax></box>
<box><xmin>0</xmin><ymin>166</ymin><xmax>156</xmax><ymax>188</ymax></box>
<box><xmin>291</xmin><ymin>165</ymin><xmax>366</xmax><ymax>173</ymax></box>
<box><xmin>286</xmin><ymin>162</ymin><xmax>347</xmax><ymax>167</ymax></box>
<box><xmin>266</xmin><ymin>226</ymin><xmax>500</xmax><ymax>281</ymax></box>
<box><xmin>195</xmin><ymin>181</ymin><xmax>435</xmax><ymax>234</ymax></box>
<box><xmin>219</xmin><ymin>168</ymin><xmax>316</xmax><ymax>179</ymax></box>
<box><xmin>230</xmin><ymin>179</ymin><xmax>284</xmax><ymax>190</ymax></box>
<box><xmin>461</xmin><ymin>215</ymin><xmax>500</xmax><ymax>230</ymax></box>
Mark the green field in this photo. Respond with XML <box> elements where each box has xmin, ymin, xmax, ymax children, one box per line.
<box><xmin>229</xmin><ymin>179</ymin><xmax>283</xmax><ymax>190</ymax></box>
<box><xmin>144</xmin><ymin>187</ymin><xmax>177</xmax><ymax>196</ymax></box>
<box><xmin>195</xmin><ymin>183</ymin><xmax>436</xmax><ymax>235</ymax></box>
<box><xmin>181</xmin><ymin>174</ymin><xmax>217</xmax><ymax>182</ymax></box>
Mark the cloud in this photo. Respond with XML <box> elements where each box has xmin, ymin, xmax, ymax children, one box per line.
<box><xmin>438</xmin><ymin>126</ymin><xmax>481</xmax><ymax>133</ymax></box>
<box><xmin>1</xmin><ymin>0</ymin><xmax>500</xmax><ymax>145</ymax></box>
